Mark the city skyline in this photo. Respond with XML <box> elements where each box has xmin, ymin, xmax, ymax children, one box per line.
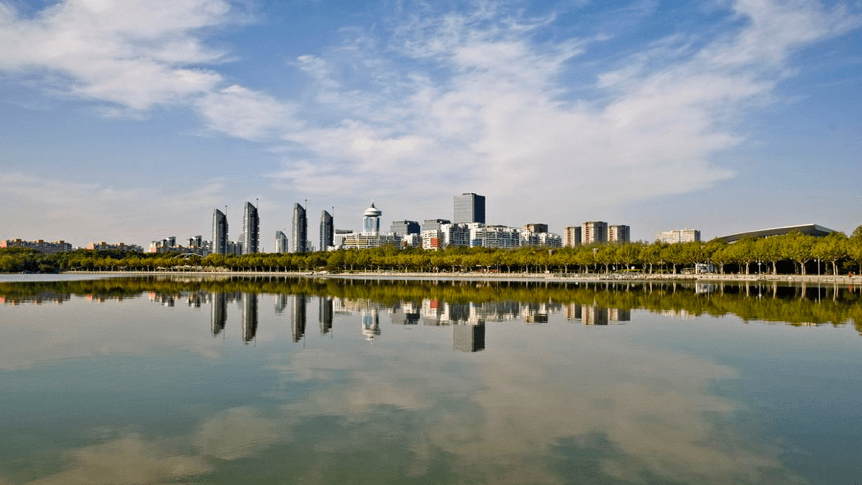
<box><xmin>1</xmin><ymin>0</ymin><xmax>860</xmax><ymax>247</ymax></box>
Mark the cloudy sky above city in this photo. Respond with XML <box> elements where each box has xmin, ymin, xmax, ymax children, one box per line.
<box><xmin>1</xmin><ymin>0</ymin><xmax>860</xmax><ymax>248</ymax></box>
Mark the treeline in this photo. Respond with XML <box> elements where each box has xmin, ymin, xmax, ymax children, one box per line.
<box><xmin>2</xmin><ymin>227</ymin><xmax>862</xmax><ymax>275</ymax></box>
<box><xmin>2</xmin><ymin>277</ymin><xmax>861</xmax><ymax>332</ymax></box>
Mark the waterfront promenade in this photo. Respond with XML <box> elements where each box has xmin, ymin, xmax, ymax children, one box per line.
<box><xmin>62</xmin><ymin>270</ymin><xmax>862</xmax><ymax>285</ymax></box>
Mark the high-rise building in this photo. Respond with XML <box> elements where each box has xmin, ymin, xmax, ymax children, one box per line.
<box><xmin>275</xmin><ymin>231</ymin><xmax>288</xmax><ymax>253</ymax></box>
<box><xmin>582</xmin><ymin>221</ymin><xmax>607</xmax><ymax>245</ymax></box>
<box><xmin>291</xmin><ymin>203</ymin><xmax>307</xmax><ymax>253</ymax></box>
<box><xmin>241</xmin><ymin>201</ymin><xmax>259</xmax><ymax>254</ymax></box>
<box><xmin>362</xmin><ymin>202</ymin><xmax>381</xmax><ymax>235</ymax></box>
<box><xmin>656</xmin><ymin>229</ymin><xmax>701</xmax><ymax>244</ymax></box>
<box><xmin>421</xmin><ymin>219</ymin><xmax>451</xmax><ymax>232</ymax></box>
<box><xmin>320</xmin><ymin>210</ymin><xmax>334</xmax><ymax>250</ymax></box>
<box><xmin>563</xmin><ymin>226</ymin><xmax>582</xmax><ymax>247</ymax></box>
<box><xmin>454</xmin><ymin>193</ymin><xmax>485</xmax><ymax>224</ymax></box>
<box><xmin>390</xmin><ymin>220</ymin><xmax>420</xmax><ymax>236</ymax></box>
<box><xmin>212</xmin><ymin>209</ymin><xmax>228</xmax><ymax>255</ymax></box>
<box><xmin>343</xmin><ymin>202</ymin><xmax>400</xmax><ymax>249</ymax></box>
<box><xmin>522</xmin><ymin>223</ymin><xmax>548</xmax><ymax>233</ymax></box>
<box><xmin>608</xmin><ymin>225</ymin><xmax>630</xmax><ymax>244</ymax></box>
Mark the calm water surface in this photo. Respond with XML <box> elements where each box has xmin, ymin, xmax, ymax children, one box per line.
<box><xmin>1</xmin><ymin>276</ymin><xmax>861</xmax><ymax>485</ymax></box>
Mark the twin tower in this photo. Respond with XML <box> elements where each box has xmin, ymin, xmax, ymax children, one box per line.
<box><xmin>212</xmin><ymin>201</ymin><xmax>335</xmax><ymax>255</ymax></box>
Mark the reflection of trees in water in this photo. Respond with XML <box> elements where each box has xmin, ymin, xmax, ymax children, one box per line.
<box><xmin>3</xmin><ymin>277</ymin><xmax>862</xmax><ymax>334</ymax></box>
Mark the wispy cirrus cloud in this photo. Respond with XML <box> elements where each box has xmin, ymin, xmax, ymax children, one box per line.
<box><xmin>0</xmin><ymin>0</ymin><xmax>292</xmax><ymax>139</ymax></box>
<box><xmin>269</xmin><ymin>0</ymin><xmax>861</xmax><ymax>225</ymax></box>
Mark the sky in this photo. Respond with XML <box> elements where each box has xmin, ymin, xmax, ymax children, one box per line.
<box><xmin>0</xmin><ymin>0</ymin><xmax>860</xmax><ymax>249</ymax></box>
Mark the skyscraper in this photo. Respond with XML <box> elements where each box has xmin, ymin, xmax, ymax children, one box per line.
<box><xmin>582</xmin><ymin>221</ymin><xmax>608</xmax><ymax>245</ymax></box>
<box><xmin>212</xmin><ymin>209</ymin><xmax>228</xmax><ymax>255</ymax></box>
<box><xmin>291</xmin><ymin>203</ymin><xmax>307</xmax><ymax>253</ymax></box>
<box><xmin>241</xmin><ymin>201</ymin><xmax>259</xmax><ymax>254</ymax></box>
<box><xmin>608</xmin><ymin>225</ymin><xmax>630</xmax><ymax>243</ymax></box>
<box><xmin>320</xmin><ymin>210</ymin><xmax>333</xmax><ymax>250</ymax></box>
<box><xmin>275</xmin><ymin>231</ymin><xmax>288</xmax><ymax>253</ymax></box>
<box><xmin>454</xmin><ymin>193</ymin><xmax>486</xmax><ymax>224</ymax></box>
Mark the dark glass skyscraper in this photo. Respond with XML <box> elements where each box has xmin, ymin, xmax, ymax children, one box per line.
<box><xmin>291</xmin><ymin>203</ymin><xmax>307</xmax><ymax>253</ymax></box>
<box><xmin>275</xmin><ymin>230</ymin><xmax>288</xmax><ymax>254</ymax></box>
<box><xmin>212</xmin><ymin>209</ymin><xmax>228</xmax><ymax>255</ymax></box>
<box><xmin>453</xmin><ymin>193</ymin><xmax>485</xmax><ymax>224</ymax></box>
<box><xmin>320</xmin><ymin>210</ymin><xmax>333</xmax><ymax>251</ymax></box>
<box><xmin>241</xmin><ymin>201</ymin><xmax>259</xmax><ymax>254</ymax></box>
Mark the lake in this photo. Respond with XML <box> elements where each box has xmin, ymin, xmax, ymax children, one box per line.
<box><xmin>1</xmin><ymin>275</ymin><xmax>861</xmax><ymax>485</ymax></box>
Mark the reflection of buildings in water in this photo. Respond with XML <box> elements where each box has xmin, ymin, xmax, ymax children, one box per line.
<box><xmin>211</xmin><ymin>292</ymin><xmax>227</xmax><ymax>337</ymax></box>
<box><xmin>453</xmin><ymin>322</ymin><xmax>485</xmax><ymax>352</ymax></box>
<box><xmin>583</xmin><ymin>306</ymin><xmax>609</xmax><ymax>325</ymax></box>
<box><xmin>241</xmin><ymin>293</ymin><xmax>258</xmax><ymax>344</ymax></box>
<box><xmin>421</xmin><ymin>299</ymin><xmax>445</xmax><ymax>326</ymax></box>
<box><xmin>565</xmin><ymin>303</ymin><xmax>582</xmax><ymax>321</ymax></box>
<box><xmin>0</xmin><ymin>292</ymin><xmax>70</xmax><ymax>305</ymax></box>
<box><xmin>319</xmin><ymin>297</ymin><xmax>333</xmax><ymax>334</ymax></box>
<box><xmin>275</xmin><ymin>294</ymin><xmax>288</xmax><ymax>314</ymax></box>
<box><xmin>187</xmin><ymin>293</ymin><xmax>201</xmax><ymax>307</ymax></box>
<box><xmin>291</xmin><ymin>295</ymin><xmax>307</xmax><ymax>342</ymax></box>
<box><xmin>660</xmin><ymin>309</ymin><xmax>695</xmax><ymax>320</ymax></box>
<box><xmin>608</xmin><ymin>308</ymin><xmax>630</xmax><ymax>323</ymax></box>
<box><xmin>521</xmin><ymin>302</ymin><xmax>549</xmax><ymax>324</ymax></box>
<box><xmin>361</xmin><ymin>308</ymin><xmax>380</xmax><ymax>342</ymax></box>
<box><xmin>388</xmin><ymin>300</ymin><xmax>420</xmax><ymax>325</ymax></box>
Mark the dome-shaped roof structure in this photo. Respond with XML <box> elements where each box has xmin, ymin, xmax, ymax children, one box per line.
<box><xmin>363</xmin><ymin>202</ymin><xmax>382</xmax><ymax>217</ymax></box>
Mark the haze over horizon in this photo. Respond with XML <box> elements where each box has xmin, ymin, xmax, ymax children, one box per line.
<box><xmin>1</xmin><ymin>0</ymin><xmax>860</xmax><ymax>249</ymax></box>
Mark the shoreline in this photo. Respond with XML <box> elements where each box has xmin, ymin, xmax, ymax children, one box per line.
<box><xmin>53</xmin><ymin>270</ymin><xmax>861</xmax><ymax>285</ymax></box>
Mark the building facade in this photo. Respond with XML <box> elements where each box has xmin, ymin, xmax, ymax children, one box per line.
<box><xmin>342</xmin><ymin>202</ymin><xmax>400</xmax><ymax>249</ymax></box>
<box><xmin>471</xmin><ymin>225</ymin><xmax>520</xmax><ymax>249</ymax></box>
<box><xmin>454</xmin><ymin>193</ymin><xmax>486</xmax><ymax>224</ymax></box>
<box><xmin>390</xmin><ymin>220</ymin><xmax>420</xmax><ymax>236</ymax></box>
<box><xmin>275</xmin><ymin>231</ymin><xmax>288</xmax><ymax>253</ymax></box>
<box><xmin>563</xmin><ymin>226</ymin><xmax>582</xmax><ymax>247</ymax></box>
<box><xmin>320</xmin><ymin>210</ymin><xmax>334</xmax><ymax>251</ymax></box>
<box><xmin>522</xmin><ymin>223</ymin><xmax>548</xmax><ymax>233</ymax></box>
<box><xmin>291</xmin><ymin>203</ymin><xmax>307</xmax><ymax>253</ymax></box>
<box><xmin>0</xmin><ymin>239</ymin><xmax>72</xmax><ymax>253</ymax></box>
<box><xmin>242</xmin><ymin>201</ymin><xmax>259</xmax><ymax>254</ymax></box>
<box><xmin>212</xmin><ymin>209</ymin><xmax>228</xmax><ymax>255</ymax></box>
<box><xmin>421</xmin><ymin>219</ymin><xmax>451</xmax><ymax>233</ymax></box>
<box><xmin>582</xmin><ymin>221</ymin><xmax>608</xmax><ymax>245</ymax></box>
<box><xmin>656</xmin><ymin>229</ymin><xmax>701</xmax><ymax>244</ymax></box>
<box><xmin>520</xmin><ymin>231</ymin><xmax>563</xmax><ymax>248</ymax></box>
<box><xmin>608</xmin><ymin>225</ymin><xmax>630</xmax><ymax>244</ymax></box>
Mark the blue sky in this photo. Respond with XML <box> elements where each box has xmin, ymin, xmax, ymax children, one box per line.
<box><xmin>1</xmin><ymin>0</ymin><xmax>860</xmax><ymax>248</ymax></box>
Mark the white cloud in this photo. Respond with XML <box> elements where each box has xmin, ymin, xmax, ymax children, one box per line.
<box><xmin>196</xmin><ymin>85</ymin><xmax>299</xmax><ymax>140</ymax></box>
<box><xmin>270</xmin><ymin>0</ymin><xmax>860</xmax><ymax>226</ymax></box>
<box><xmin>0</xmin><ymin>172</ymin><xmax>228</xmax><ymax>246</ymax></box>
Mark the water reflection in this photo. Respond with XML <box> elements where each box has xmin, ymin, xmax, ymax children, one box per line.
<box><xmin>1</xmin><ymin>276</ymin><xmax>861</xmax><ymax>484</ymax></box>
<box><xmin>242</xmin><ymin>293</ymin><xmax>258</xmax><ymax>344</ymax></box>
<box><xmin>291</xmin><ymin>295</ymin><xmax>306</xmax><ymax>343</ymax></box>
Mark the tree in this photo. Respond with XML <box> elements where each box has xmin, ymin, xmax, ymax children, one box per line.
<box><xmin>813</xmin><ymin>232</ymin><xmax>848</xmax><ymax>275</ymax></box>
<box><xmin>781</xmin><ymin>232</ymin><xmax>814</xmax><ymax>275</ymax></box>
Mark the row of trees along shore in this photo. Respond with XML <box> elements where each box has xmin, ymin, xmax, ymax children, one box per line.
<box><xmin>2</xmin><ymin>227</ymin><xmax>862</xmax><ymax>275</ymax></box>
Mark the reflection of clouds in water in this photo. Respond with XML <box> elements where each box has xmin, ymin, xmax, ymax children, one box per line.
<box><xmin>28</xmin><ymin>435</ymin><xmax>211</xmax><ymax>485</ymax></box>
<box><xmin>259</xmin><ymin>338</ymin><xmax>800</xmax><ymax>485</ymax></box>
<box><xmin>0</xmin><ymin>298</ymin><xmax>239</xmax><ymax>370</ymax></box>
<box><xmin>194</xmin><ymin>406</ymin><xmax>281</xmax><ymax>460</ymax></box>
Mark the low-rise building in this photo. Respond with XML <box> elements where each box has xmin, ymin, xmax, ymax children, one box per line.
<box><xmin>86</xmin><ymin>242</ymin><xmax>143</xmax><ymax>252</ymax></box>
<box><xmin>1</xmin><ymin>239</ymin><xmax>72</xmax><ymax>253</ymax></box>
<box><xmin>656</xmin><ymin>229</ymin><xmax>701</xmax><ymax>244</ymax></box>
